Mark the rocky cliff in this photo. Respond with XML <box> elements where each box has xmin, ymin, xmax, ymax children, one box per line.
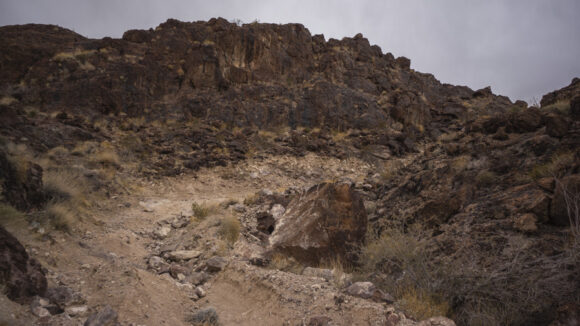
<box><xmin>0</xmin><ymin>18</ymin><xmax>579</xmax><ymax>326</ymax></box>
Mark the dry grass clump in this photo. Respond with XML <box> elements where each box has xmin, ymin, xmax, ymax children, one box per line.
<box><xmin>358</xmin><ymin>226</ymin><xmax>580</xmax><ymax>325</ymax></box>
<box><xmin>42</xmin><ymin>169</ymin><xmax>91</xmax><ymax>231</ymax></box>
<box><xmin>0</xmin><ymin>203</ymin><xmax>25</xmax><ymax>223</ymax></box>
<box><xmin>529</xmin><ymin>151</ymin><xmax>575</xmax><ymax>180</ymax></box>
<box><xmin>380</xmin><ymin>159</ymin><xmax>404</xmax><ymax>181</ymax></box>
<box><xmin>475</xmin><ymin>170</ymin><xmax>497</xmax><ymax>187</ymax></box>
<box><xmin>43</xmin><ymin>169</ymin><xmax>89</xmax><ymax>207</ymax></box>
<box><xmin>45</xmin><ymin>202</ymin><xmax>76</xmax><ymax>232</ymax></box>
<box><xmin>269</xmin><ymin>253</ymin><xmax>304</xmax><ymax>274</ymax></box>
<box><xmin>218</xmin><ymin>215</ymin><xmax>240</xmax><ymax>246</ymax></box>
<box><xmin>191</xmin><ymin>202</ymin><xmax>220</xmax><ymax>220</ymax></box>
<box><xmin>4</xmin><ymin>142</ymin><xmax>32</xmax><ymax>182</ymax></box>
<box><xmin>542</xmin><ymin>100</ymin><xmax>571</xmax><ymax>114</ymax></box>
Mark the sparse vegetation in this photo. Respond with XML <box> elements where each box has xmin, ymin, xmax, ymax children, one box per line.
<box><xmin>218</xmin><ymin>215</ymin><xmax>240</xmax><ymax>246</ymax></box>
<box><xmin>529</xmin><ymin>151</ymin><xmax>574</xmax><ymax>180</ymax></box>
<box><xmin>269</xmin><ymin>253</ymin><xmax>304</xmax><ymax>274</ymax></box>
<box><xmin>0</xmin><ymin>203</ymin><xmax>25</xmax><ymax>223</ymax></box>
<box><xmin>45</xmin><ymin>201</ymin><xmax>76</xmax><ymax>232</ymax></box>
<box><xmin>541</xmin><ymin>99</ymin><xmax>571</xmax><ymax>114</ymax></box>
<box><xmin>476</xmin><ymin>170</ymin><xmax>497</xmax><ymax>187</ymax></box>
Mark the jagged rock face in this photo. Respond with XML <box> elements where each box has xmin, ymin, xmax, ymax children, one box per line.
<box><xmin>0</xmin><ymin>148</ymin><xmax>45</xmax><ymax>210</ymax></box>
<box><xmin>0</xmin><ymin>226</ymin><xmax>47</xmax><ymax>304</ymax></box>
<box><xmin>269</xmin><ymin>182</ymin><xmax>367</xmax><ymax>265</ymax></box>
<box><xmin>0</xmin><ymin>18</ymin><xmax>512</xmax><ymax>132</ymax></box>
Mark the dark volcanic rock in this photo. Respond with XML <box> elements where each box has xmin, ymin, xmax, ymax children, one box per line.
<box><xmin>269</xmin><ymin>182</ymin><xmax>367</xmax><ymax>265</ymax></box>
<box><xmin>0</xmin><ymin>148</ymin><xmax>45</xmax><ymax>210</ymax></box>
<box><xmin>0</xmin><ymin>225</ymin><xmax>47</xmax><ymax>304</ymax></box>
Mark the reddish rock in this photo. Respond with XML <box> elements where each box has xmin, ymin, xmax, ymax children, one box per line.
<box><xmin>269</xmin><ymin>182</ymin><xmax>367</xmax><ymax>265</ymax></box>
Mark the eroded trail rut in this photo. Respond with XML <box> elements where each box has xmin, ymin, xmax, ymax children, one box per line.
<box><xmin>31</xmin><ymin>154</ymin><xmax>390</xmax><ymax>326</ymax></box>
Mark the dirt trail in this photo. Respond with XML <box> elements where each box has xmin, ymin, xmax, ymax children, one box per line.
<box><xmin>4</xmin><ymin>154</ymin><xmax>385</xmax><ymax>325</ymax></box>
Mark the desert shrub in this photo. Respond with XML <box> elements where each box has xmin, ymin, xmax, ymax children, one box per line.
<box><xmin>91</xmin><ymin>149</ymin><xmax>120</xmax><ymax>167</ymax></box>
<box><xmin>45</xmin><ymin>202</ymin><xmax>76</xmax><ymax>232</ymax></box>
<box><xmin>191</xmin><ymin>202</ymin><xmax>209</xmax><ymax>219</ymax></box>
<box><xmin>358</xmin><ymin>230</ymin><xmax>451</xmax><ymax>320</ymax></box>
<box><xmin>542</xmin><ymin>100</ymin><xmax>570</xmax><ymax>114</ymax></box>
<box><xmin>43</xmin><ymin>169</ymin><xmax>89</xmax><ymax>208</ymax></box>
<box><xmin>529</xmin><ymin>151</ymin><xmax>574</xmax><ymax>180</ymax></box>
<box><xmin>0</xmin><ymin>203</ymin><xmax>25</xmax><ymax>223</ymax></box>
<box><xmin>269</xmin><ymin>253</ymin><xmax>303</xmax><ymax>274</ymax></box>
<box><xmin>476</xmin><ymin>170</ymin><xmax>497</xmax><ymax>187</ymax></box>
<box><xmin>219</xmin><ymin>215</ymin><xmax>240</xmax><ymax>245</ymax></box>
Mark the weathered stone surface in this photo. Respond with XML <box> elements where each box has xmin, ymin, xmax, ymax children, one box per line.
<box><xmin>83</xmin><ymin>305</ymin><xmax>118</xmax><ymax>326</ymax></box>
<box><xmin>0</xmin><ymin>226</ymin><xmax>47</xmax><ymax>304</ymax></box>
<box><xmin>514</xmin><ymin>213</ymin><xmax>538</xmax><ymax>232</ymax></box>
<box><xmin>0</xmin><ymin>148</ymin><xmax>45</xmax><ymax>210</ymax></box>
<box><xmin>269</xmin><ymin>182</ymin><xmax>367</xmax><ymax>264</ymax></box>
<box><xmin>416</xmin><ymin>316</ymin><xmax>457</xmax><ymax>326</ymax></box>
<box><xmin>205</xmin><ymin>256</ymin><xmax>228</xmax><ymax>272</ymax></box>
<box><xmin>188</xmin><ymin>307</ymin><xmax>219</xmax><ymax>325</ymax></box>
<box><xmin>167</xmin><ymin>250</ymin><xmax>202</xmax><ymax>261</ymax></box>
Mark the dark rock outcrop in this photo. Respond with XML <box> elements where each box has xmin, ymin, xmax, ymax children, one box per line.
<box><xmin>0</xmin><ymin>148</ymin><xmax>45</xmax><ymax>210</ymax></box>
<box><xmin>0</xmin><ymin>226</ymin><xmax>47</xmax><ymax>303</ymax></box>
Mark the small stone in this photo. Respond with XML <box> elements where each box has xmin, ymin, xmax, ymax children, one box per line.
<box><xmin>65</xmin><ymin>305</ymin><xmax>88</xmax><ymax>317</ymax></box>
<box><xmin>139</xmin><ymin>201</ymin><xmax>154</xmax><ymax>212</ymax></box>
<box><xmin>195</xmin><ymin>286</ymin><xmax>206</xmax><ymax>298</ymax></box>
<box><xmin>148</xmin><ymin>256</ymin><xmax>166</xmax><ymax>270</ymax></box>
<box><xmin>345</xmin><ymin>281</ymin><xmax>376</xmax><ymax>299</ymax></box>
<box><xmin>187</xmin><ymin>272</ymin><xmax>209</xmax><ymax>286</ymax></box>
<box><xmin>206</xmin><ymin>256</ymin><xmax>227</xmax><ymax>273</ymax></box>
<box><xmin>270</xmin><ymin>204</ymin><xmax>286</xmax><ymax>220</ymax></box>
<box><xmin>188</xmin><ymin>307</ymin><xmax>219</xmax><ymax>325</ymax></box>
<box><xmin>177</xmin><ymin>273</ymin><xmax>186</xmax><ymax>281</ymax></box>
<box><xmin>308</xmin><ymin>316</ymin><xmax>332</xmax><ymax>326</ymax></box>
<box><xmin>84</xmin><ymin>305</ymin><xmax>118</xmax><ymax>326</ymax></box>
<box><xmin>167</xmin><ymin>250</ymin><xmax>202</xmax><ymax>261</ymax></box>
<box><xmin>153</xmin><ymin>226</ymin><xmax>171</xmax><ymax>239</ymax></box>
<box><xmin>31</xmin><ymin>305</ymin><xmax>51</xmax><ymax>317</ymax></box>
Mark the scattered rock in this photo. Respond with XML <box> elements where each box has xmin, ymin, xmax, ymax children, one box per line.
<box><xmin>186</xmin><ymin>272</ymin><xmax>210</xmax><ymax>286</ymax></box>
<box><xmin>167</xmin><ymin>250</ymin><xmax>202</xmax><ymax>261</ymax></box>
<box><xmin>194</xmin><ymin>286</ymin><xmax>206</xmax><ymax>298</ymax></box>
<box><xmin>0</xmin><ymin>226</ymin><xmax>47</xmax><ymax>303</ymax></box>
<box><xmin>153</xmin><ymin>225</ymin><xmax>171</xmax><ymax>239</ymax></box>
<box><xmin>205</xmin><ymin>256</ymin><xmax>228</xmax><ymax>273</ymax></box>
<box><xmin>148</xmin><ymin>256</ymin><xmax>167</xmax><ymax>271</ymax></box>
<box><xmin>188</xmin><ymin>307</ymin><xmax>219</xmax><ymax>325</ymax></box>
<box><xmin>303</xmin><ymin>267</ymin><xmax>334</xmax><ymax>282</ymax></box>
<box><xmin>308</xmin><ymin>315</ymin><xmax>332</xmax><ymax>326</ymax></box>
<box><xmin>344</xmin><ymin>282</ymin><xmax>394</xmax><ymax>303</ymax></box>
<box><xmin>269</xmin><ymin>182</ymin><xmax>367</xmax><ymax>264</ymax></box>
<box><xmin>30</xmin><ymin>296</ymin><xmax>52</xmax><ymax>317</ymax></box>
<box><xmin>269</xmin><ymin>204</ymin><xmax>286</xmax><ymax>220</ymax></box>
<box><xmin>66</xmin><ymin>305</ymin><xmax>89</xmax><ymax>317</ymax></box>
<box><xmin>416</xmin><ymin>316</ymin><xmax>457</xmax><ymax>326</ymax></box>
<box><xmin>84</xmin><ymin>305</ymin><xmax>119</xmax><ymax>326</ymax></box>
<box><xmin>46</xmin><ymin>286</ymin><xmax>84</xmax><ymax>309</ymax></box>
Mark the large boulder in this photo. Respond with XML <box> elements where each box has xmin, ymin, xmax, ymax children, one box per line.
<box><xmin>268</xmin><ymin>182</ymin><xmax>367</xmax><ymax>265</ymax></box>
<box><xmin>0</xmin><ymin>226</ymin><xmax>47</xmax><ymax>303</ymax></box>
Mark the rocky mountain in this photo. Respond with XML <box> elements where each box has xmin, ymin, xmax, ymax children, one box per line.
<box><xmin>0</xmin><ymin>18</ymin><xmax>578</xmax><ymax>326</ymax></box>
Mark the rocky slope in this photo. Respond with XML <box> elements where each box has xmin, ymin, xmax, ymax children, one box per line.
<box><xmin>0</xmin><ymin>18</ymin><xmax>579</xmax><ymax>326</ymax></box>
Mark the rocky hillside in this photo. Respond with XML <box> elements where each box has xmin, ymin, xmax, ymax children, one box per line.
<box><xmin>0</xmin><ymin>18</ymin><xmax>579</xmax><ymax>326</ymax></box>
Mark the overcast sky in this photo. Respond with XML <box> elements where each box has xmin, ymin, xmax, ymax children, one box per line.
<box><xmin>1</xmin><ymin>0</ymin><xmax>579</xmax><ymax>103</ymax></box>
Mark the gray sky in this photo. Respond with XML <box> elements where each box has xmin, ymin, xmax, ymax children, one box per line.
<box><xmin>1</xmin><ymin>0</ymin><xmax>579</xmax><ymax>103</ymax></box>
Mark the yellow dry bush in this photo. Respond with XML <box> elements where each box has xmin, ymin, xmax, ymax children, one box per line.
<box><xmin>219</xmin><ymin>215</ymin><xmax>240</xmax><ymax>246</ymax></box>
<box><xmin>45</xmin><ymin>202</ymin><xmax>76</xmax><ymax>232</ymax></box>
